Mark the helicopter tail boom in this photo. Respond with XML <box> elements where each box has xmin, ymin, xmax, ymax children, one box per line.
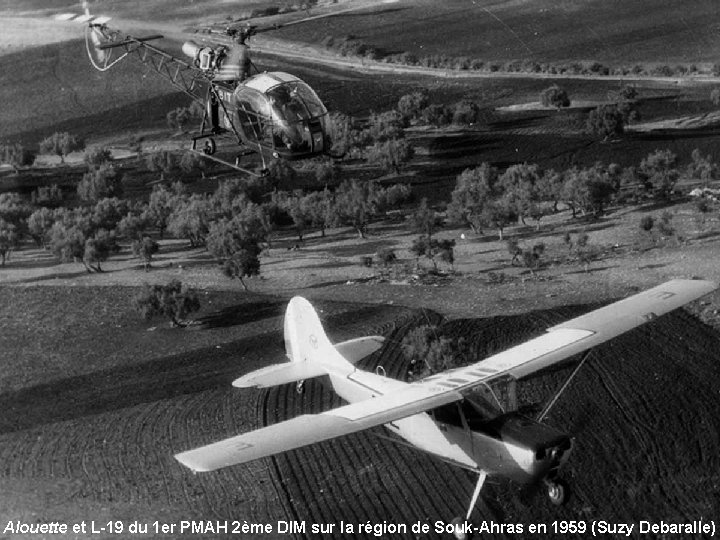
<box><xmin>97</xmin><ymin>34</ymin><xmax>163</xmax><ymax>50</ymax></box>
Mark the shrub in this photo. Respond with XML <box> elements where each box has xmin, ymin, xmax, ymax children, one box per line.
<box><xmin>540</xmin><ymin>85</ymin><xmax>570</xmax><ymax>108</ymax></box>
<box><xmin>221</xmin><ymin>246</ymin><xmax>261</xmax><ymax>290</ymax></box>
<box><xmin>132</xmin><ymin>237</ymin><xmax>159</xmax><ymax>271</ymax></box>
<box><xmin>506</xmin><ymin>238</ymin><xmax>522</xmax><ymax>265</ymax></box>
<box><xmin>397</xmin><ymin>91</ymin><xmax>429</xmax><ymax>124</ymax></box>
<box><xmin>0</xmin><ymin>219</ymin><xmax>18</xmax><ymax>266</ymax></box>
<box><xmin>146</xmin><ymin>150</ymin><xmax>179</xmax><ymax>181</ymax></box>
<box><xmin>367</xmin><ymin>110</ymin><xmax>405</xmax><ymax>142</ymax></box>
<box><xmin>711</xmin><ymin>88</ymin><xmax>720</xmax><ymax>106</ymax></box>
<box><xmin>84</xmin><ymin>146</ymin><xmax>113</xmax><ymax>169</ymax></box>
<box><xmin>639</xmin><ymin>215</ymin><xmax>655</xmax><ymax>232</ymax></box>
<box><xmin>639</xmin><ymin>149</ymin><xmax>679</xmax><ymax>199</ymax></box>
<box><xmin>39</xmin><ymin>132</ymin><xmax>85</xmax><ymax>164</ymax></box>
<box><xmin>586</xmin><ymin>105</ymin><xmax>625</xmax><ymax>140</ymax></box>
<box><xmin>451</xmin><ymin>100</ymin><xmax>481</xmax><ymax>125</ymax></box>
<box><xmin>421</xmin><ymin>104</ymin><xmax>453</xmax><ymax>127</ymax></box>
<box><xmin>2</xmin><ymin>143</ymin><xmax>35</xmax><ymax>171</ymax></box>
<box><xmin>133</xmin><ymin>280</ymin><xmax>200</xmax><ymax>327</ymax></box>
<box><xmin>695</xmin><ymin>198</ymin><xmax>711</xmax><ymax>213</ymax></box>
<box><xmin>521</xmin><ymin>242</ymin><xmax>545</xmax><ymax>274</ymax></box>
<box><xmin>401</xmin><ymin>325</ymin><xmax>458</xmax><ymax>379</ymax></box>
<box><xmin>31</xmin><ymin>184</ymin><xmax>63</xmax><ymax>208</ymax></box>
<box><xmin>365</xmin><ymin>138</ymin><xmax>414</xmax><ymax>174</ymax></box>
<box><xmin>376</xmin><ymin>247</ymin><xmax>397</xmax><ymax>267</ymax></box>
<box><xmin>77</xmin><ymin>164</ymin><xmax>123</xmax><ymax>202</ymax></box>
<box><xmin>657</xmin><ymin>211</ymin><xmax>674</xmax><ymax>237</ymax></box>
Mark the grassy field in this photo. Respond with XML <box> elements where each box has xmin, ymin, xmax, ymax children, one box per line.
<box><xmin>273</xmin><ymin>0</ymin><xmax>720</xmax><ymax>66</ymax></box>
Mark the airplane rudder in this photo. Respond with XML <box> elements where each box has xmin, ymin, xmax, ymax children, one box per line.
<box><xmin>284</xmin><ymin>296</ymin><xmax>333</xmax><ymax>364</ymax></box>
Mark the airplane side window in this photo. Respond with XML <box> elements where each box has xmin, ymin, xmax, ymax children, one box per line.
<box><xmin>431</xmin><ymin>403</ymin><xmax>464</xmax><ymax>427</ymax></box>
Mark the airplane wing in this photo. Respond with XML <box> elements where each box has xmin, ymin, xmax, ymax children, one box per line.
<box><xmin>414</xmin><ymin>278</ymin><xmax>716</xmax><ymax>386</ymax></box>
<box><xmin>175</xmin><ymin>386</ymin><xmax>463</xmax><ymax>472</ymax></box>
<box><xmin>176</xmin><ymin>279</ymin><xmax>715</xmax><ymax>472</ymax></box>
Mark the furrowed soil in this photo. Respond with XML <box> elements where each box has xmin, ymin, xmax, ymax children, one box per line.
<box><xmin>268</xmin><ymin>306</ymin><xmax>720</xmax><ymax>537</ymax></box>
<box><xmin>1</xmin><ymin>286</ymin><xmax>719</xmax><ymax>538</ymax></box>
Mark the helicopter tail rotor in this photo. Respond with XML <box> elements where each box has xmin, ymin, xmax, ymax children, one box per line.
<box><xmin>54</xmin><ymin>0</ymin><xmax>123</xmax><ymax>71</ymax></box>
<box><xmin>85</xmin><ymin>22</ymin><xmax>127</xmax><ymax>71</ymax></box>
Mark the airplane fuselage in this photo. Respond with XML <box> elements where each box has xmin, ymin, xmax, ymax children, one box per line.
<box><xmin>326</xmin><ymin>366</ymin><xmax>572</xmax><ymax>484</ymax></box>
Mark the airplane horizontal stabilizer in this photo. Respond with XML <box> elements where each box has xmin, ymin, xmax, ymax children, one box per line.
<box><xmin>232</xmin><ymin>361</ymin><xmax>326</xmax><ymax>388</ymax></box>
<box><xmin>334</xmin><ymin>336</ymin><xmax>385</xmax><ymax>364</ymax></box>
<box><xmin>233</xmin><ymin>336</ymin><xmax>384</xmax><ymax>388</ymax></box>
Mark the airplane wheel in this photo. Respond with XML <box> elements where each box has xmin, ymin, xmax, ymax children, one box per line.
<box><xmin>203</xmin><ymin>138</ymin><xmax>216</xmax><ymax>155</ymax></box>
<box><xmin>547</xmin><ymin>479</ymin><xmax>567</xmax><ymax>506</ymax></box>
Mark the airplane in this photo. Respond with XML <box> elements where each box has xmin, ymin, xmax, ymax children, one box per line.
<box><xmin>175</xmin><ymin>279</ymin><xmax>716</xmax><ymax>531</ymax></box>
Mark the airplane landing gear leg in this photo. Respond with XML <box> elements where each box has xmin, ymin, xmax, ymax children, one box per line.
<box><xmin>466</xmin><ymin>470</ymin><xmax>487</xmax><ymax>520</ymax></box>
<box><xmin>450</xmin><ymin>470</ymin><xmax>487</xmax><ymax>539</ymax></box>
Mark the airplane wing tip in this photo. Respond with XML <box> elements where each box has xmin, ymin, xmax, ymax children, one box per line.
<box><xmin>174</xmin><ymin>451</ymin><xmax>216</xmax><ymax>473</ymax></box>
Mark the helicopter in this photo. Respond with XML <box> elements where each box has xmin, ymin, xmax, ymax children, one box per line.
<box><xmin>58</xmin><ymin>1</ymin><xmax>397</xmax><ymax>176</ymax></box>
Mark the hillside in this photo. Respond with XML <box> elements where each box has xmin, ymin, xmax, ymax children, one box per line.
<box><xmin>272</xmin><ymin>0</ymin><xmax>720</xmax><ymax>66</ymax></box>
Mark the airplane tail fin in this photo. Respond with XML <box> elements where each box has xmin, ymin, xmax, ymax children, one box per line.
<box><xmin>233</xmin><ymin>297</ymin><xmax>384</xmax><ymax>388</ymax></box>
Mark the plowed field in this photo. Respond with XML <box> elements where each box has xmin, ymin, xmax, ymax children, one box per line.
<box><xmin>1</xmin><ymin>287</ymin><xmax>719</xmax><ymax>539</ymax></box>
<box><xmin>268</xmin><ymin>305</ymin><xmax>720</xmax><ymax>538</ymax></box>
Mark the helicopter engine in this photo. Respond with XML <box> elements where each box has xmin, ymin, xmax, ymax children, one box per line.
<box><xmin>182</xmin><ymin>40</ymin><xmax>249</xmax><ymax>81</ymax></box>
<box><xmin>182</xmin><ymin>40</ymin><xmax>222</xmax><ymax>71</ymax></box>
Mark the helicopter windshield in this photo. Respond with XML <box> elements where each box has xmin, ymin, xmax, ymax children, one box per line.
<box><xmin>233</xmin><ymin>86</ymin><xmax>273</xmax><ymax>143</ymax></box>
<box><xmin>233</xmin><ymin>73</ymin><xmax>328</xmax><ymax>154</ymax></box>
<box><xmin>267</xmin><ymin>81</ymin><xmax>327</xmax><ymax>121</ymax></box>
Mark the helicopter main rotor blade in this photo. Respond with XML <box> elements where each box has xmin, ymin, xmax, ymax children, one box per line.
<box><xmin>199</xmin><ymin>0</ymin><xmax>399</xmax><ymax>42</ymax></box>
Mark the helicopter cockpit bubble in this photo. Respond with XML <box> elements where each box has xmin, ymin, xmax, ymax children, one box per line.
<box><xmin>233</xmin><ymin>72</ymin><xmax>328</xmax><ymax>157</ymax></box>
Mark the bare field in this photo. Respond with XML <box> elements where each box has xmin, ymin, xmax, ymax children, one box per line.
<box><xmin>271</xmin><ymin>306</ymin><xmax>720</xmax><ymax>534</ymax></box>
<box><xmin>2</xmin><ymin>286</ymin><xmax>719</xmax><ymax>538</ymax></box>
<box><xmin>271</xmin><ymin>0</ymin><xmax>720</xmax><ymax>66</ymax></box>
<box><xmin>0</xmin><ymin>286</ymin><xmax>413</xmax><ymax>538</ymax></box>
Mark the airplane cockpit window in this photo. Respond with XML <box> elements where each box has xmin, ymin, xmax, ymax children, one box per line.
<box><xmin>431</xmin><ymin>388</ymin><xmax>503</xmax><ymax>431</ymax></box>
<box><xmin>432</xmin><ymin>400</ymin><xmax>486</xmax><ymax>429</ymax></box>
